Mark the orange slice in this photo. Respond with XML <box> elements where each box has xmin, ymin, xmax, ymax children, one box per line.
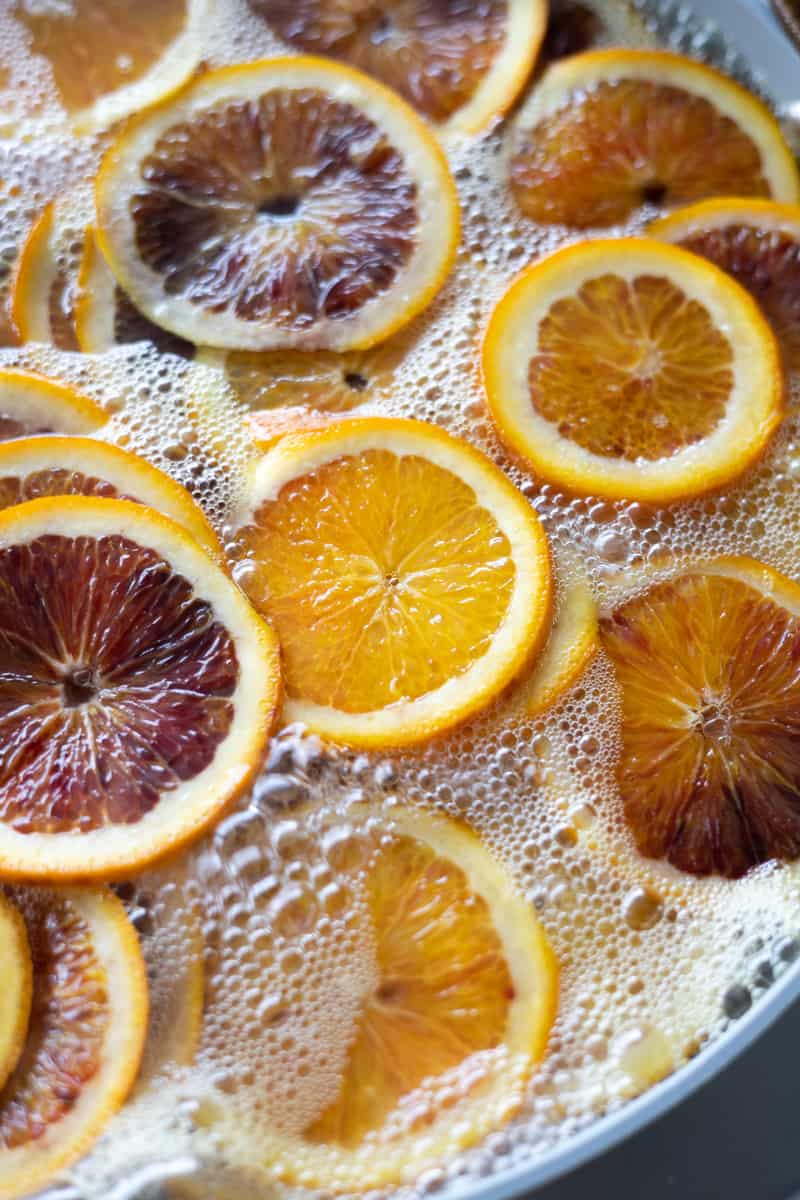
<box><xmin>0</xmin><ymin>887</ymin><xmax>147</xmax><ymax>1199</ymax></box>
<box><xmin>10</xmin><ymin>200</ymin><xmax>83</xmax><ymax>350</ymax></box>
<box><xmin>6</xmin><ymin>0</ymin><xmax>209</xmax><ymax>134</ymax></box>
<box><xmin>508</xmin><ymin>49</ymin><xmax>800</xmax><ymax>228</ymax></box>
<box><xmin>0</xmin><ymin>496</ymin><xmax>280</xmax><ymax>881</ymax></box>
<box><xmin>250</xmin><ymin>0</ymin><xmax>547</xmax><ymax>135</ymax></box>
<box><xmin>95</xmin><ymin>58</ymin><xmax>460</xmax><ymax>352</ymax></box>
<box><xmin>601</xmin><ymin>556</ymin><xmax>800</xmax><ymax>879</ymax></box>
<box><xmin>649</xmin><ymin>198</ymin><xmax>800</xmax><ymax>371</ymax></box>
<box><xmin>0</xmin><ymin>370</ymin><xmax>107</xmax><ymax>442</ymax></box>
<box><xmin>483</xmin><ymin>238</ymin><xmax>784</xmax><ymax>503</ymax></box>
<box><xmin>0</xmin><ymin>436</ymin><xmax>221</xmax><ymax>560</ymax></box>
<box><xmin>213</xmin><ymin>806</ymin><xmax>557</xmax><ymax>1191</ymax></box>
<box><xmin>0</xmin><ymin>895</ymin><xmax>32</xmax><ymax>1098</ymax></box>
<box><xmin>520</xmin><ymin>567</ymin><xmax>597</xmax><ymax>717</ymax></box>
<box><xmin>232</xmin><ymin>417</ymin><xmax>551</xmax><ymax>748</ymax></box>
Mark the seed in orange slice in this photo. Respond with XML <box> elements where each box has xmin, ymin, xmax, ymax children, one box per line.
<box><xmin>0</xmin><ymin>895</ymin><xmax>32</xmax><ymax>1099</ymax></box>
<box><xmin>600</xmin><ymin>556</ymin><xmax>800</xmax><ymax>879</ymax></box>
<box><xmin>211</xmin><ymin>806</ymin><xmax>557</xmax><ymax>1191</ymax></box>
<box><xmin>95</xmin><ymin>58</ymin><xmax>460</xmax><ymax>353</ymax></box>
<box><xmin>649</xmin><ymin>198</ymin><xmax>800</xmax><ymax>372</ymax></box>
<box><xmin>0</xmin><ymin>495</ymin><xmax>280</xmax><ymax>881</ymax></box>
<box><xmin>0</xmin><ymin>887</ymin><xmax>147</xmax><ymax>1199</ymax></box>
<box><xmin>508</xmin><ymin>49</ymin><xmax>800</xmax><ymax>228</ymax></box>
<box><xmin>0</xmin><ymin>369</ymin><xmax>107</xmax><ymax>442</ymax></box>
<box><xmin>520</xmin><ymin>567</ymin><xmax>597</xmax><ymax>717</ymax></box>
<box><xmin>250</xmin><ymin>0</ymin><xmax>547</xmax><ymax>136</ymax></box>
<box><xmin>232</xmin><ymin>417</ymin><xmax>551</xmax><ymax>748</ymax></box>
<box><xmin>7</xmin><ymin>0</ymin><xmax>209</xmax><ymax>134</ymax></box>
<box><xmin>483</xmin><ymin>237</ymin><xmax>784</xmax><ymax>503</ymax></box>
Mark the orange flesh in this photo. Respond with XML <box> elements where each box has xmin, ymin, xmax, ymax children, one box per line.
<box><xmin>131</xmin><ymin>90</ymin><xmax>418</xmax><ymax>331</ymax></box>
<box><xmin>0</xmin><ymin>469</ymin><xmax>134</xmax><ymax>509</ymax></box>
<box><xmin>510</xmin><ymin>80</ymin><xmax>771</xmax><ymax>227</ymax></box>
<box><xmin>0</xmin><ymin>533</ymin><xmax>238</xmax><ymax>833</ymax></box>
<box><xmin>0</xmin><ymin>416</ymin><xmax>56</xmax><ymax>442</ymax></box>
<box><xmin>236</xmin><ymin>449</ymin><xmax>515</xmax><ymax>712</ymax></box>
<box><xmin>601</xmin><ymin>571</ymin><xmax>800</xmax><ymax>878</ymax></box>
<box><xmin>255</xmin><ymin>0</ymin><xmax>508</xmax><ymax>123</ymax></box>
<box><xmin>306</xmin><ymin>832</ymin><xmax>513</xmax><ymax>1146</ymax></box>
<box><xmin>528</xmin><ymin>273</ymin><xmax>734</xmax><ymax>460</ymax></box>
<box><xmin>0</xmin><ymin>894</ymin><xmax>107</xmax><ymax>1147</ymax></box>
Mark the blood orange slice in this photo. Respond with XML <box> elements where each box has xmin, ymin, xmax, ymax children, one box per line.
<box><xmin>0</xmin><ymin>887</ymin><xmax>147</xmax><ymax>1199</ymax></box>
<box><xmin>0</xmin><ymin>370</ymin><xmax>107</xmax><ymax>442</ymax></box>
<box><xmin>508</xmin><ymin>49</ymin><xmax>800</xmax><ymax>228</ymax></box>
<box><xmin>0</xmin><ymin>496</ymin><xmax>280</xmax><ymax>881</ymax></box>
<box><xmin>0</xmin><ymin>895</ymin><xmax>31</xmax><ymax>1098</ymax></box>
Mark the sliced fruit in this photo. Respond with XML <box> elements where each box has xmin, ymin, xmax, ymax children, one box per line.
<box><xmin>223</xmin><ymin>806</ymin><xmax>557</xmax><ymax>1191</ymax></box>
<box><xmin>0</xmin><ymin>370</ymin><xmax>107</xmax><ymax>442</ymax></box>
<box><xmin>508</xmin><ymin>49</ymin><xmax>800</xmax><ymax>228</ymax></box>
<box><xmin>10</xmin><ymin>202</ymin><xmax>81</xmax><ymax>350</ymax></box>
<box><xmin>520</xmin><ymin>568</ymin><xmax>597</xmax><ymax>717</ymax></box>
<box><xmin>649</xmin><ymin>198</ymin><xmax>800</xmax><ymax>370</ymax></box>
<box><xmin>95</xmin><ymin>58</ymin><xmax>460</xmax><ymax>352</ymax></box>
<box><xmin>600</xmin><ymin>556</ymin><xmax>800</xmax><ymax>879</ymax></box>
<box><xmin>0</xmin><ymin>496</ymin><xmax>280</xmax><ymax>881</ymax></box>
<box><xmin>0</xmin><ymin>436</ymin><xmax>221</xmax><ymax>560</ymax></box>
<box><xmin>483</xmin><ymin>238</ymin><xmax>784</xmax><ymax>503</ymax></box>
<box><xmin>0</xmin><ymin>887</ymin><xmax>147</xmax><ymax>1199</ymax></box>
<box><xmin>251</xmin><ymin>0</ymin><xmax>547</xmax><ymax>135</ymax></box>
<box><xmin>0</xmin><ymin>895</ymin><xmax>32</xmax><ymax>1097</ymax></box>
<box><xmin>8</xmin><ymin>0</ymin><xmax>209</xmax><ymax>134</ymax></box>
<box><xmin>232</xmin><ymin>417</ymin><xmax>551</xmax><ymax>748</ymax></box>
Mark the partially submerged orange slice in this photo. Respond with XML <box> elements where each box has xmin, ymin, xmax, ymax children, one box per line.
<box><xmin>95</xmin><ymin>58</ymin><xmax>460</xmax><ymax>352</ymax></box>
<box><xmin>0</xmin><ymin>370</ymin><xmax>107</xmax><ymax>442</ymax></box>
<box><xmin>222</xmin><ymin>806</ymin><xmax>557</xmax><ymax>1191</ymax></box>
<box><xmin>508</xmin><ymin>49</ymin><xmax>800</xmax><ymax>228</ymax></box>
<box><xmin>251</xmin><ymin>0</ymin><xmax>547</xmax><ymax>135</ymax></box>
<box><xmin>0</xmin><ymin>895</ymin><xmax>32</xmax><ymax>1098</ymax></box>
<box><xmin>232</xmin><ymin>417</ymin><xmax>552</xmax><ymax>748</ymax></box>
<box><xmin>650</xmin><ymin>198</ymin><xmax>800</xmax><ymax>371</ymax></box>
<box><xmin>601</xmin><ymin>557</ymin><xmax>800</xmax><ymax>879</ymax></box>
<box><xmin>0</xmin><ymin>496</ymin><xmax>280</xmax><ymax>881</ymax></box>
<box><xmin>10</xmin><ymin>198</ymin><xmax>87</xmax><ymax>351</ymax></box>
<box><xmin>0</xmin><ymin>887</ymin><xmax>147</xmax><ymax>1199</ymax></box>
<box><xmin>520</xmin><ymin>566</ymin><xmax>597</xmax><ymax>717</ymax></box>
<box><xmin>483</xmin><ymin>238</ymin><xmax>784</xmax><ymax>503</ymax></box>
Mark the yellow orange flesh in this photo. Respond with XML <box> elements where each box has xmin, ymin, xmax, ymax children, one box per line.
<box><xmin>601</xmin><ymin>559</ymin><xmax>800</xmax><ymax>879</ymax></box>
<box><xmin>0</xmin><ymin>896</ymin><xmax>32</xmax><ymax>1098</ymax></box>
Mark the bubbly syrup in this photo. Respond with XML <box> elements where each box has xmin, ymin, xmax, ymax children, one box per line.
<box><xmin>0</xmin><ymin>1</ymin><xmax>799</xmax><ymax>1197</ymax></box>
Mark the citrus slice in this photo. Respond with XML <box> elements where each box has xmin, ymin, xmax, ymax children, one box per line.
<box><xmin>10</xmin><ymin>202</ymin><xmax>80</xmax><ymax>350</ymax></box>
<box><xmin>508</xmin><ymin>49</ymin><xmax>800</xmax><ymax>228</ymax></box>
<box><xmin>0</xmin><ymin>495</ymin><xmax>280</xmax><ymax>881</ymax></box>
<box><xmin>649</xmin><ymin>198</ymin><xmax>800</xmax><ymax>371</ymax></box>
<box><xmin>483</xmin><ymin>238</ymin><xmax>784</xmax><ymax>503</ymax></box>
<box><xmin>0</xmin><ymin>436</ymin><xmax>221</xmax><ymax>560</ymax></box>
<box><xmin>219</xmin><ymin>806</ymin><xmax>557</xmax><ymax>1191</ymax></box>
<box><xmin>600</xmin><ymin>556</ymin><xmax>800</xmax><ymax>879</ymax></box>
<box><xmin>250</xmin><ymin>0</ymin><xmax>547</xmax><ymax>135</ymax></box>
<box><xmin>232</xmin><ymin>417</ymin><xmax>552</xmax><ymax>748</ymax></box>
<box><xmin>95</xmin><ymin>58</ymin><xmax>460</xmax><ymax>352</ymax></box>
<box><xmin>0</xmin><ymin>370</ymin><xmax>107</xmax><ymax>442</ymax></box>
<box><xmin>6</xmin><ymin>0</ymin><xmax>209</xmax><ymax>134</ymax></box>
<box><xmin>0</xmin><ymin>894</ymin><xmax>32</xmax><ymax>1097</ymax></box>
<box><xmin>520</xmin><ymin>568</ymin><xmax>597</xmax><ymax>717</ymax></box>
<box><xmin>0</xmin><ymin>887</ymin><xmax>147</xmax><ymax>1199</ymax></box>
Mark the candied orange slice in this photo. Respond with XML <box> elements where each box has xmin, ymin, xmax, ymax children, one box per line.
<box><xmin>95</xmin><ymin>58</ymin><xmax>460</xmax><ymax>352</ymax></box>
<box><xmin>251</xmin><ymin>0</ymin><xmax>547</xmax><ymax>135</ymax></box>
<box><xmin>508</xmin><ymin>49</ymin><xmax>800</xmax><ymax>228</ymax></box>
<box><xmin>520</xmin><ymin>567</ymin><xmax>597</xmax><ymax>717</ymax></box>
<box><xmin>601</xmin><ymin>556</ymin><xmax>800</xmax><ymax>879</ymax></box>
<box><xmin>0</xmin><ymin>887</ymin><xmax>147</xmax><ymax>1199</ymax></box>
<box><xmin>483</xmin><ymin>238</ymin><xmax>784</xmax><ymax>503</ymax></box>
<box><xmin>650</xmin><ymin>198</ymin><xmax>800</xmax><ymax>371</ymax></box>
<box><xmin>0</xmin><ymin>370</ymin><xmax>107</xmax><ymax>442</ymax></box>
<box><xmin>10</xmin><ymin>198</ymin><xmax>87</xmax><ymax>351</ymax></box>
<box><xmin>232</xmin><ymin>417</ymin><xmax>551</xmax><ymax>748</ymax></box>
<box><xmin>0</xmin><ymin>895</ymin><xmax>31</xmax><ymax>1098</ymax></box>
<box><xmin>220</xmin><ymin>806</ymin><xmax>557</xmax><ymax>1191</ymax></box>
<box><xmin>0</xmin><ymin>496</ymin><xmax>280</xmax><ymax>881</ymax></box>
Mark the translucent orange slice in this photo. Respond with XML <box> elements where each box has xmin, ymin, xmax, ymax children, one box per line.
<box><xmin>0</xmin><ymin>496</ymin><xmax>280</xmax><ymax>881</ymax></box>
<box><xmin>251</xmin><ymin>0</ymin><xmax>547</xmax><ymax>135</ymax></box>
<box><xmin>520</xmin><ymin>567</ymin><xmax>597</xmax><ymax>717</ymax></box>
<box><xmin>650</xmin><ymin>198</ymin><xmax>800</xmax><ymax>371</ymax></box>
<box><xmin>10</xmin><ymin>200</ymin><xmax>84</xmax><ymax>350</ymax></box>
<box><xmin>508</xmin><ymin>49</ymin><xmax>800</xmax><ymax>228</ymax></box>
<box><xmin>0</xmin><ymin>895</ymin><xmax>31</xmax><ymax>1098</ymax></box>
<box><xmin>483</xmin><ymin>238</ymin><xmax>784</xmax><ymax>503</ymax></box>
<box><xmin>0</xmin><ymin>887</ymin><xmax>147</xmax><ymax>1199</ymax></box>
<box><xmin>601</xmin><ymin>556</ymin><xmax>800</xmax><ymax>879</ymax></box>
<box><xmin>0</xmin><ymin>370</ymin><xmax>107</xmax><ymax>442</ymax></box>
<box><xmin>95</xmin><ymin>58</ymin><xmax>460</xmax><ymax>352</ymax></box>
<box><xmin>232</xmin><ymin>417</ymin><xmax>551</xmax><ymax>747</ymax></box>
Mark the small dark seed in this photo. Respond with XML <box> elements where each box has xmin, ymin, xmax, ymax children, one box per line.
<box><xmin>723</xmin><ymin>983</ymin><xmax>752</xmax><ymax>1020</ymax></box>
